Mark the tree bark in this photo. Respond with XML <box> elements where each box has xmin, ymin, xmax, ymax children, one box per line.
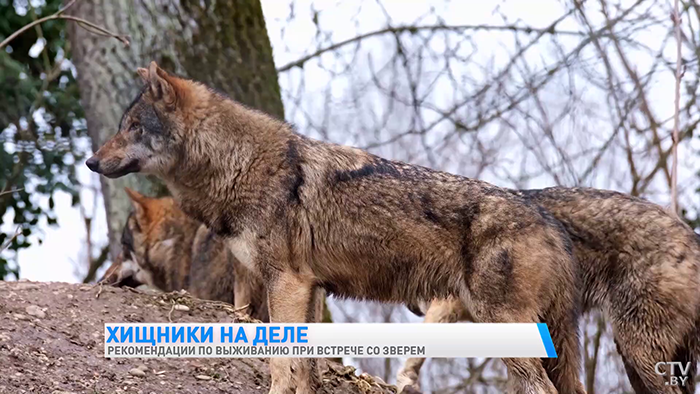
<box><xmin>67</xmin><ymin>0</ymin><xmax>284</xmax><ymax>259</ymax></box>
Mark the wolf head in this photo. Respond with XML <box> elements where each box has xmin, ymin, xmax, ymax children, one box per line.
<box><xmin>99</xmin><ymin>250</ymin><xmax>144</xmax><ymax>288</ymax></box>
<box><xmin>98</xmin><ymin>212</ymin><xmax>156</xmax><ymax>289</ymax></box>
<box><xmin>99</xmin><ymin>187</ymin><xmax>196</xmax><ymax>290</ymax></box>
<box><xmin>86</xmin><ymin>62</ymin><xmax>206</xmax><ymax>178</ymax></box>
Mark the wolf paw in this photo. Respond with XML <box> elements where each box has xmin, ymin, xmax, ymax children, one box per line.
<box><xmin>396</xmin><ymin>370</ymin><xmax>421</xmax><ymax>393</ymax></box>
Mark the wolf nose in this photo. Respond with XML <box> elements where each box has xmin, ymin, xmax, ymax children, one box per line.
<box><xmin>86</xmin><ymin>156</ymin><xmax>100</xmax><ymax>172</ymax></box>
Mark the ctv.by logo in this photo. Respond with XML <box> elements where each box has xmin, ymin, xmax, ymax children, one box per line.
<box><xmin>655</xmin><ymin>362</ymin><xmax>691</xmax><ymax>387</ymax></box>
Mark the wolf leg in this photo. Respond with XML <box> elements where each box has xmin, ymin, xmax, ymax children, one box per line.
<box><xmin>396</xmin><ymin>357</ymin><xmax>425</xmax><ymax>393</ymax></box>
<box><xmin>312</xmin><ymin>287</ymin><xmax>325</xmax><ymax>323</ymax></box>
<box><xmin>234</xmin><ymin>274</ymin><xmax>253</xmax><ymax>315</ymax></box>
<box><xmin>540</xmin><ymin>294</ymin><xmax>586</xmax><ymax>394</ymax></box>
<box><xmin>501</xmin><ymin>358</ymin><xmax>558</xmax><ymax>394</ymax></box>
<box><xmin>465</xmin><ymin>304</ymin><xmax>557</xmax><ymax>394</ymax></box>
<box><xmin>299</xmin><ymin>286</ymin><xmax>325</xmax><ymax>393</ymax></box>
<box><xmin>466</xmin><ymin>288</ymin><xmax>561</xmax><ymax>392</ymax></box>
<box><xmin>397</xmin><ymin>297</ymin><xmax>468</xmax><ymax>393</ymax></box>
<box><xmin>267</xmin><ymin>271</ymin><xmax>320</xmax><ymax>394</ymax></box>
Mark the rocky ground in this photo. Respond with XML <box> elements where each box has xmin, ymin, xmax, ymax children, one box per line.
<box><xmin>0</xmin><ymin>280</ymin><xmax>397</xmax><ymax>394</ymax></box>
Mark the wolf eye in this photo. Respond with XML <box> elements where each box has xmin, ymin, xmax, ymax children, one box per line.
<box><xmin>129</xmin><ymin>122</ymin><xmax>140</xmax><ymax>131</ymax></box>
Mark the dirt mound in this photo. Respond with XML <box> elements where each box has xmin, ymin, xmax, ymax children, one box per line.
<box><xmin>0</xmin><ymin>280</ymin><xmax>397</xmax><ymax>394</ymax></box>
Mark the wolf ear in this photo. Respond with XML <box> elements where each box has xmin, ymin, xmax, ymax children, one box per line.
<box><xmin>141</xmin><ymin>61</ymin><xmax>177</xmax><ymax>107</ymax></box>
<box><xmin>124</xmin><ymin>187</ymin><xmax>150</xmax><ymax>224</ymax></box>
<box><xmin>136</xmin><ymin>68</ymin><xmax>149</xmax><ymax>83</ymax></box>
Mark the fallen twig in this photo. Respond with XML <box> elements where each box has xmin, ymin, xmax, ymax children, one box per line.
<box><xmin>168</xmin><ymin>300</ymin><xmax>175</xmax><ymax>323</ymax></box>
<box><xmin>95</xmin><ymin>281</ymin><xmax>104</xmax><ymax>299</ymax></box>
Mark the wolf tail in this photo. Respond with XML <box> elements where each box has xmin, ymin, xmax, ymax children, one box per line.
<box><xmin>686</xmin><ymin>234</ymin><xmax>700</xmax><ymax>394</ymax></box>
<box><xmin>693</xmin><ymin>316</ymin><xmax>700</xmax><ymax>394</ymax></box>
<box><xmin>678</xmin><ymin>232</ymin><xmax>699</xmax><ymax>394</ymax></box>
<box><xmin>675</xmin><ymin>311</ymin><xmax>699</xmax><ymax>394</ymax></box>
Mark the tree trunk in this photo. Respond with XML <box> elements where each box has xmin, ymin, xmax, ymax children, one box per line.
<box><xmin>67</xmin><ymin>0</ymin><xmax>284</xmax><ymax>260</ymax></box>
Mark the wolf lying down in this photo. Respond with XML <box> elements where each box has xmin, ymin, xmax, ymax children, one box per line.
<box><xmin>86</xmin><ymin>61</ymin><xmax>700</xmax><ymax>394</ymax></box>
<box><xmin>100</xmin><ymin>188</ymin><xmax>269</xmax><ymax>322</ymax></box>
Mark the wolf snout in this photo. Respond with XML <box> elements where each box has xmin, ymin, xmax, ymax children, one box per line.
<box><xmin>86</xmin><ymin>156</ymin><xmax>100</xmax><ymax>172</ymax></box>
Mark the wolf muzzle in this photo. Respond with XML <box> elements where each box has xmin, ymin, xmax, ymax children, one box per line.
<box><xmin>85</xmin><ymin>155</ymin><xmax>141</xmax><ymax>178</ymax></box>
<box><xmin>86</xmin><ymin>156</ymin><xmax>100</xmax><ymax>172</ymax></box>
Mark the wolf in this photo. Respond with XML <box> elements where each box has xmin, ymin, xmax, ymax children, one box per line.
<box><xmin>398</xmin><ymin>188</ymin><xmax>700</xmax><ymax>394</ymax></box>
<box><xmin>86</xmin><ymin>61</ymin><xmax>586</xmax><ymax>394</ymax></box>
<box><xmin>100</xmin><ymin>187</ymin><xmax>269</xmax><ymax>322</ymax></box>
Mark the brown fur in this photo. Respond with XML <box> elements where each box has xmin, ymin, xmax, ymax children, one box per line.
<box><xmin>88</xmin><ymin>62</ymin><xmax>586</xmax><ymax>394</ymax></box>
<box><xmin>189</xmin><ymin>223</ymin><xmax>269</xmax><ymax>322</ymax></box>
<box><xmin>99</xmin><ymin>189</ymin><xmax>269</xmax><ymax>322</ymax></box>
<box><xmin>400</xmin><ymin>188</ymin><xmax>700</xmax><ymax>394</ymax></box>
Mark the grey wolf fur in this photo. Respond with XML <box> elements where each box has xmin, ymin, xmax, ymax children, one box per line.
<box><xmin>100</xmin><ymin>188</ymin><xmax>269</xmax><ymax>322</ymax></box>
<box><xmin>399</xmin><ymin>187</ymin><xmax>700</xmax><ymax>394</ymax></box>
<box><xmin>87</xmin><ymin>62</ymin><xmax>586</xmax><ymax>394</ymax></box>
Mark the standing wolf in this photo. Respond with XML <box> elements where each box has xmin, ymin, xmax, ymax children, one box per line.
<box><xmin>86</xmin><ymin>62</ymin><xmax>585</xmax><ymax>394</ymax></box>
<box><xmin>99</xmin><ymin>188</ymin><xmax>269</xmax><ymax>322</ymax></box>
<box><xmin>398</xmin><ymin>188</ymin><xmax>700</xmax><ymax>394</ymax></box>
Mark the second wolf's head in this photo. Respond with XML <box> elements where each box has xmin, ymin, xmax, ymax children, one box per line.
<box><xmin>99</xmin><ymin>188</ymin><xmax>199</xmax><ymax>290</ymax></box>
<box><xmin>99</xmin><ymin>188</ymin><xmax>270</xmax><ymax>321</ymax></box>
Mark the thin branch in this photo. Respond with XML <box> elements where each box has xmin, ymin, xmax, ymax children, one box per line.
<box><xmin>584</xmin><ymin>314</ymin><xmax>606</xmax><ymax>394</ymax></box>
<box><xmin>0</xmin><ymin>188</ymin><xmax>23</xmax><ymax>198</ymax></box>
<box><xmin>277</xmin><ymin>23</ymin><xmax>586</xmax><ymax>73</ymax></box>
<box><xmin>671</xmin><ymin>0</ymin><xmax>683</xmax><ymax>215</ymax></box>
<box><xmin>57</xmin><ymin>0</ymin><xmax>78</xmax><ymax>15</ymax></box>
<box><xmin>0</xmin><ymin>3</ymin><xmax>129</xmax><ymax>49</ymax></box>
<box><xmin>363</xmin><ymin>1</ymin><xmax>643</xmax><ymax>151</ymax></box>
<box><xmin>0</xmin><ymin>226</ymin><xmax>22</xmax><ymax>253</ymax></box>
<box><xmin>597</xmin><ymin>1</ymin><xmax>672</xmax><ymax>193</ymax></box>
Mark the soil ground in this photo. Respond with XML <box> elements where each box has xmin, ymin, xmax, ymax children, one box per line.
<box><xmin>0</xmin><ymin>280</ymin><xmax>397</xmax><ymax>394</ymax></box>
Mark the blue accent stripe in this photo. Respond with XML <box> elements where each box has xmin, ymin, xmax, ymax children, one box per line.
<box><xmin>537</xmin><ymin>323</ymin><xmax>558</xmax><ymax>358</ymax></box>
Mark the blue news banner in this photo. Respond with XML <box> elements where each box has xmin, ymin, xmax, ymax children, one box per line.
<box><xmin>104</xmin><ymin>323</ymin><xmax>557</xmax><ymax>359</ymax></box>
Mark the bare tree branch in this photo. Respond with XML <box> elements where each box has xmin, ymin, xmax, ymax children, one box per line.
<box><xmin>671</xmin><ymin>0</ymin><xmax>683</xmax><ymax>214</ymax></box>
<box><xmin>0</xmin><ymin>0</ymin><xmax>129</xmax><ymax>49</ymax></box>
<box><xmin>0</xmin><ymin>226</ymin><xmax>21</xmax><ymax>253</ymax></box>
<box><xmin>277</xmin><ymin>22</ymin><xmax>587</xmax><ymax>73</ymax></box>
<box><xmin>0</xmin><ymin>188</ymin><xmax>24</xmax><ymax>198</ymax></box>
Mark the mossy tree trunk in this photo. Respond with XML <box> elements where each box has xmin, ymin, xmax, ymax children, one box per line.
<box><xmin>67</xmin><ymin>0</ymin><xmax>284</xmax><ymax>259</ymax></box>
